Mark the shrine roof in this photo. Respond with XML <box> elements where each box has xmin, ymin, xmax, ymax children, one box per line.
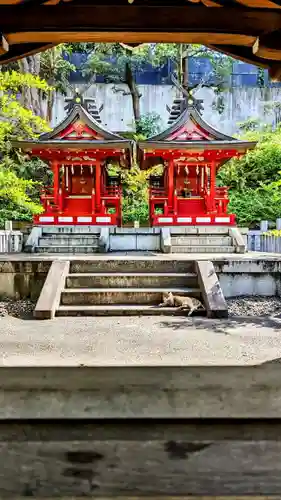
<box><xmin>138</xmin><ymin>105</ymin><xmax>256</xmax><ymax>153</ymax></box>
<box><xmin>13</xmin><ymin>104</ymin><xmax>133</xmax><ymax>155</ymax></box>
<box><xmin>1</xmin><ymin>1</ymin><xmax>281</xmax><ymax>79</ymax></box>
<box><xmin>40</xmin><ymin>104</ymin><xmax>128</xmax><ymax>143</ymax></box>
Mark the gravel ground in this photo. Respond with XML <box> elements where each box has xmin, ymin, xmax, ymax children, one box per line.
<box><xmin>0</xmin><ymin>299</ymin><xmax>34</xmax><ymax>319</ymax></box>
<box><xmin>1</xmin><ymin>296</ymin><xmax>281</xmax><ymax>320</ymax></box>
<box><xmin>227</xmin><ymin>296</ymin><xmax>281</xmax><ymax>317</ymax></box>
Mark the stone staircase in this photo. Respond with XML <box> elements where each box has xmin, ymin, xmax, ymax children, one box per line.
<box><xmin>171</xmin><ymin>227</ymin><xmax>236</xmax><ymax>253</ymax></box>
<box><xmin>34</xmin><ymin>257</ymin><xmax>228</xmax><ymax>319</ymax></box>
<box><xmin>57</xmin><ymin>259</ymin><xmax>201</xmax><ymax>317</ymax></box>
<box><xmin>35</xmin><ymin>226</ymin><xmax>101</xmax><ymax>254</ymax></box>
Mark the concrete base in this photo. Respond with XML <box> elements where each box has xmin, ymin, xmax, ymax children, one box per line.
<box><xmin>196</xmin><ymin>260</ymin><xmax>228</xmax><ymax>318</ymax></box>
<box><xmin>25</xmin><ymin>226</ymin><xmax>247</xmax><ymax>254</ymax></box>
<box><xmin>0</xmin><ymin>253</ymin><xmax>281</xmax><ymax>301</ymax></box>
<box><xmin>0</xmin><ymin>310</ymin><xmax>280</xmax><ymax>495</ymax></box>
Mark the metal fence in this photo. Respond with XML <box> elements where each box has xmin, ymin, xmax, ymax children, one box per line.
<box><xmin>0</xmin><ymin>222</ymin><xmax>23</xmax><ymax>253</ymax></box>
<box><xmin>248</xmin><ymin>219</ymin><xmax>281</xmax><ymax>253</ymax></box>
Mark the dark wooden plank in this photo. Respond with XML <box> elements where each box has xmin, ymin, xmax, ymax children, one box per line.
<box><xmin>0</xmin><ymin>419</ymin><xmax>281</xmax><ymax>441</ymax></box>
<box><xmin>1</xmin><ymin>4</ymin><xmax>281</xmax><ymax>34</ymax></box>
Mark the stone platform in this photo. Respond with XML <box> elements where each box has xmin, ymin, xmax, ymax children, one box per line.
<box><xmin>0</xmin><ymin>314</ymin><xmax>281</xmax><ymax>495</ymax></box>
<box><xmin>0</xmin><ymin>251</ymin><xmax>280</xmax><ymax>300</ymax></box>
<box><xmin>0</xmin><ymin>253</ymin><xmax>281</xmax><ymax>495</ymax></box>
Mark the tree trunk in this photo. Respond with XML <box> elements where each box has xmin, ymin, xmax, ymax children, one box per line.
<box><xmin>18</xmin><ymin>55</ymin><xmax>45</xmax><ymax>119</ymax></box>
<box><xmin>46</xmin><ymin>90</ymin><xmax>55</xmax><ymax>125</ymax></box>
<box><xmin>125</xmin><ymin>60</ymin><xmax>141</xmax><ymax>123</ymax></box>
<box><xmin>182</xmin><ymin>46</ymin><xmax>188</xmax><ymax>89</ymax></box>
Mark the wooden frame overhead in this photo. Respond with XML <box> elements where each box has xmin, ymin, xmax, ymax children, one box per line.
<box><xmin>1</xmin><ymin>1</ymin><xmax>281</xmax><ymax>78</ymax></box>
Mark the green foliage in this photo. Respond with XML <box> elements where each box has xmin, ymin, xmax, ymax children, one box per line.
<box><xmin>219</xmin><ymin>123</ymin><xmax>281</xmax><ymax>226</ymax></box>
<box><xmin>0</xmin><ymin>167</ymin><xmax>42</xmax><ymax>227</ymax></box>
<box><xmin>218</xmin><ymin>125</ymin><xmax>281</xmax><ymax>191</ymax></box>
<box><xmin>228</xmin><ymin>186</ymin><xmax>281</xmax><ymax>226</ymax></box>
<box><xmin>257</xmin><ymin>67</ymin><xmax>266</xmax><ymax>87</ymax></box>
<box><xmin>237</xmin><ymin>117</ymin><xmax>261</xmax><ymax>133</ymax></box>
<box><xmin>122</xmin><ymin>164</ymin><xmax>164</xmax><ymax>224</ymax></box>
<box><xmin>122</xmin><ymin>196</ymin><xmax>149</xmax><ymax>225</ymax></box>
<box><xmin>0</xmin><ymin>70</ymin><xmax>49</xmax><ymax>226</ymax></box>
<box><xmin>40</xmin><ymin>45</ymin><xmax>75</xmax><ymax>95</ymax></box>
<box><xmin>135</xmin><ymin>112</ymin><xmax>162</xmax><ymax>138</ymax></box>
<box><xmin>0</xmin><ymin>70</ymin><xmax>50</xmax><ymax>144</ymax></box>
<box><xmin>106</xmin><ymin>161</ymin><xmax>163</xmax><ymax>224</ymax></box>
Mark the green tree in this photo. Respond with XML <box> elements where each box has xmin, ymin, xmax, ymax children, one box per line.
<box><xmin>218</xmin><ymin>123</ymin><xmax>281</xmax><ymax>226</ymax></box>
<box><xmin>0</xmin><ymin>70</ymin><xmax>51</xmax><ymax>226</ymax></box>
<box><xmin>16</xmin><ymin>45</ymin><xmax>75</xmax><ymax>123</ymax></box>
<box><xmin>83</xmin><ymin>43</ymin><xmax>233</xmax><ymax>128</ymax></box>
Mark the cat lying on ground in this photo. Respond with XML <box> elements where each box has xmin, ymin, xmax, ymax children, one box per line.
<box><xmin>159</xmin><ymin>291</ymin><xmax>204</xmax><ymax>316</ymax></box>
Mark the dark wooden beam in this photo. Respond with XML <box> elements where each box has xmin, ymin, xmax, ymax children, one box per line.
<box><xmin>208</xmin><ymin>43</ymin><xmax>273</xmax><ymax>68</ymax></box>
<box><xmin>1</xmin><ymin>418</ymin><xmax>281</xmax><ymax>442</ymax></box>
<box><xmin>0</xmin><ymin>42</ymin><xmax>52</xmax><ymax>63</ymax></box>
<box><xmin>1</xmin><ymin>4</ymin><xmax>281</xmax><ymax>34</ymax></box>
<box><xmin>253</xmin><ymin>30</ymin><xmax>281</xmax><ymax>60</ymax></box>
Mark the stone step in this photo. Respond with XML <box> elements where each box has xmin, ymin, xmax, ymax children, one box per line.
<box><xmin>171</xmin><ymin>236</ymin><xmax>233</xmax><ymax>246</ymax></box>
<box><xmin>170</xmin><ymin>226</ymin><xmax>231</xmax><ymax>235</ymax></box>
<box><xmin>56</xmin><ymin>304</ymin><xmax>206</xmax><ymax>317</ymax></box>
<box><xmin>39</xmin><ymin>236</ymin><xmax>99</xmax><ymax>246</ymax></box>
<box><xmin>41</xmin><ymin>226</ymin><xmax>100</xmax><ymax>234</ymax></box>
<box><xmin>171</xmin><ymin>245</ymin><xmax>235</xmax><ymax>254</ymax></box>
<box><xmin>36</xmin><ymin>245</ymin><xmax>100</xmax><ymax>254</ymax></box>
<box><xmin>61</xmin><ymin>287</ymin><xmax>201</xmax><ymax>305</ymax></box>
<box><xmin>70</xmin><ymin>259</ymin><xmax>195</xmax><ymax>274</ymax></box>
<box><xmin>41</xmin><ymin>233</ymin><xmax>100</xmax><ymax>239</ymax></box>
<box><xmin>66</xmin><ymin>272</ymin><xmax>197</xmax><ymax>289</ymax></box>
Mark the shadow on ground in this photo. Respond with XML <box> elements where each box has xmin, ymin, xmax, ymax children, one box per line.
<box><xmin>159</xmin><ymin>314</ymin><xmax>281</xmax><ymax>335</ymax></box>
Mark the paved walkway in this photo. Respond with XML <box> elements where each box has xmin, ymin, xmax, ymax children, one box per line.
<box><xmin>0</xmin><ymin>314</ymin><xmax>281</xmax><ymax>366</ymax></box>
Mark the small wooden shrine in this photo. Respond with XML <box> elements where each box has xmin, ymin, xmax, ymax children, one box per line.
<box><xmin>14</xmin><ymin>104</ymin><xmax>132</xmax><ymax>226</ymax></box>
<box><xmin>138</xmin><ymin>100</ymin><xmax>256</xmax><ymax>227</ymax></box>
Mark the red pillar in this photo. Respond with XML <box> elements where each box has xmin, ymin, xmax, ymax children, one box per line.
<box><xmin>52</xmin><ymin>160</ymin><xmax>59</xmax><ymax>205</ymax></box>
<box><xmin>210</xmin><ymin>160</ymin><xmax>216</xmax><ymax>212</ymax></box>
<box><xmin>95</xmin><ymin>160</ymin><xmax>101</xmax><ymax>212</ymax></box>
<box><xmin>168</xmin><ymin>159</ymin><xmax>174</xmax><ymax>211</ymax></box>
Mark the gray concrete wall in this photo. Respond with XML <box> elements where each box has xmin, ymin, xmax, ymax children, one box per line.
<box><xmin>214</xmin><ymin>258</ymin><xmax>281</xmax><ymax>297</ymax></box>
<box><xmin>0</xmin><ymin>437</ymin><xmax>281</xmax><ymax>496</ymax></box>
<box><xmin>0</xmin><ymin>256</ymin><xmax>281</xmax><ymax>299</ymax></box>
<box><xmin>0</xmin><ymin>365</ymin><xmax>281</xmax><ymax>418</ymax></box>
<box><xmin>0</xmin><ymin>260</ymin><xmax>51</xmax><ymax>300</ymax></box>
<box><xmin>1</xmin><ymin>366</ymin><xmax>281</xmax><ymax>495</ymax></box>
<box><xmin>109</xmin><ymin>228</ymin><xmax>161</xmax><ymax>252</ymax></box>
<box><xmin>52</xmin><ymin>84</ymin><xmax>281</xmax><ymax>135</ymax></box>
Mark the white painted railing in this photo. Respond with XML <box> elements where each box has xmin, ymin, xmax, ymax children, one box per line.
<box><xmin>0</xmin><ymin>228</ymin><xmax>23</xmax><ymax>253</ymax></box>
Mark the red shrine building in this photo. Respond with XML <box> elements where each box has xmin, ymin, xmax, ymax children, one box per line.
<box><xmin>14</xmin><ymin>104</ymin><xmax>132</xmax><ymax>226</ymax></box>
<box><xmin>138</xmin><ymin>102</ymin><xmax>256</xmax><ymax>227</ymax></box>
<box><xmin>14</xmin><ymin>98</ymin><xmax>256</xmax><ymax>229</ymax></box>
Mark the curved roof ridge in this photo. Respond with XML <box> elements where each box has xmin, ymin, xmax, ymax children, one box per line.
<box><xmin>189</xmin><ymin>106</ymin><xmax>236</xmax><ymax>141</ymax></box>
<box><xmin>146</xmin><ymin>104</ymin><xmax>237</xmax><ymax>143</ymax></box>
<box><xmin>40</xmin><ymin>104</ymin><xmax>126</xmax><ymax>142</ymax></box>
